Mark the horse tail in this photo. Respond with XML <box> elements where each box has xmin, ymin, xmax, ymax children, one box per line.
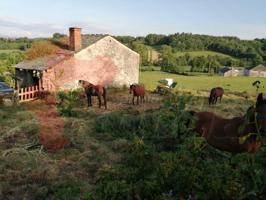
<box><xmin>209</xmin><ymin>88</ymin><xmax>215</xmax><ymax>105</ymax></box>
<box><xmin>209</xmin><ymin>90</ymin><xmax>213</xmax><ymax>105</ymax></box>
<box><xmin>103</xmin><ymin>87</ymin><xmax>107</xmax><ymax>109</ymax></box>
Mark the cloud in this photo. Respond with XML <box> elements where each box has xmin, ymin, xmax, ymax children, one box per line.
<box><xmin>0</xmin><ymin>17</ymin><xmax>65</xmax><ymax>37</ymax></box>
<box><xmin>0</xmin><ymin>16</ymin><xmax>265</xmax><ymax>39</ymax></box>
<box><xmin>0</xmin><ymin>17</ymin><xmax>111</xmax><ymax>38</ymax></box>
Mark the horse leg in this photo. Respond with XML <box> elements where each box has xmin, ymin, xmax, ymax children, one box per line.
<box><xmin>220</xmin><ymin>96</ymin><xmax>222</xmax><ymax>103</ymax></box>
<box><xmin>132</xmin><ymin>96</ymin><xmax>135</xmax><ymax>105</ymax></box>
<box><xmin>214</xmin><ymin>97</ymin><xmax>218</xmax><ymax>104</ymax></box>
<box><xmin>98</xmin><ymin>95</ymin><xmax>102</xmax><ymax>108</ymax></box>
<box><xmin>87</xmin><ymin>95</ymin><xmax>92</xmax><ymax>107</ymax></box>
<box><xmin>137</xmin><ymin>96</ymin><xmax>139</xmax><ymax>105</ymax></box>
<box><xmin>103</xmin><ymin>95</ymin><xmax>107</xmax><ymax>109</ymax></box>
<box><xmin>209</xmin><ymin>97</ymin><xmax>212</xmax><ymax>105</ymax></box>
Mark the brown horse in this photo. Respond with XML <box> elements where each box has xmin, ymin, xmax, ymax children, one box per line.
<box><xmin>190</xmin><ymin>93</ymin><xmax>266</xmax><ymax>153</ymax></box>
<box><xmin>79</xmin><ymin>80</ymin><xmax>107</xmax><ymax>109</ymax></box>
<box><xmin>129</xmin><ymin>84</ymin><xmax>145</xmax><ymax>105</ymax></box>
<box><xmin>209</xmin><ymin>87</ymin><xmax>224</xmax><ymax>105</ymax></box>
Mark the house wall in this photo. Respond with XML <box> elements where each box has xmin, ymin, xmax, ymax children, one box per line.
<box><xmin>42</xmin><ymin>57</ymin><xmax>76</xmax><ymax>91</ymax></box>
<box><xmin>247</xmin><ymin>70</ymin><xmax>266</xmax><ymax>77</ymax></box>
<box><xmin>75</xmin><ymin>36</ymin><xmax>140</xmax><ymax>87</ymax></box>
<box><xmin>42</xmin><ymin>36</ymin><xmax>140</xmax><ymax>91</ymax></box>
<box><xmin>220</xmin><ymin>69</ymin><xmax>244</xmax><ymax>77</ymax></box>
<box><xmin>222</xmin><ymin>70</ymin><xmax>238</xmax><ymax>77</ymax></box>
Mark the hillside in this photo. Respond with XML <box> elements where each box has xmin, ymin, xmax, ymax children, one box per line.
<box><xmin>149</xmin><ymin>49</ymin><xmax>239</xmax><ymax>62</ymax></box>
<box><xmin>116</xmin><ymin>33</ymin><xmax>266</xmax><ymax>73</ymax></box>
<box><xmin>174</xmin><ymin>50</ymin><xmax>235</xmax><ymax>58</ymax></box>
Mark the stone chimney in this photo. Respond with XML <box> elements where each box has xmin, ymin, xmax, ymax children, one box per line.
<box><xmin>69</xmin><ymin>27</ymin><xmax>82</xmax><ymax>51</ymax></box>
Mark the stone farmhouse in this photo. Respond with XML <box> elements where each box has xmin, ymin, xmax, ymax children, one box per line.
<box><xmin>244</xmin><ymin>64</ymin><xmax>266</xmax><ymax>77</ymax></box>
<box><xmin>219</xmin><ymin>65</ymin><xmax>266</xmax><ymax>77</ymax></box>
<box><xmin>15</xmin><ymin>27</ymin><xmax>140</xmax><ymax>91</ymax></box>
<box><xmin>218</xmin><ymin>67</ymin><xmax>244</xmax><ymax>77</ymax></box>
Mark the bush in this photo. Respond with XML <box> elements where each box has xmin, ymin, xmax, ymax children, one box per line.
<box><xmin>56</xmin><ymin>90</ymin><xmax>80</xmax><ymax>117</ymax></box>
<box><xmin>140</xmin><ymin>66</ymin><xmax>156</xmax><ymax>72</ymax></box>
<box><xmin>93</xmin><ymin>99</ymin><xmax>266</xmax><ymax>200</ymax></box>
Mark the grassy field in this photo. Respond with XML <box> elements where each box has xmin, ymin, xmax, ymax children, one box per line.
<box><xmin>140</xmin><ymin>71</ymin><xmax>266</xmax><ymax>94</ymax></box>
<box><xmin>174</xmin><ymin>50</ymin><xmax>235</xmax><ymax>58</ymax></box>
<box><xmin>0</xmin><ymin>49</ymin><xmax>22</xmax><ymax>53</ymax></box>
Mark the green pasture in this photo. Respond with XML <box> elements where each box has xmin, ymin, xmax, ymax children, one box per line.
<box><xmin>140</xmin><ymin>71</ymin><xmax>266</xmax><ymax>94</ymax></box>
<box><xmin>0</xmin><ymin>49</ymin><xmax>22</xmax><ymax>53</ymax></box>
<box><xmin>174</xmin><ymin>50</ymin><xmax>235</xmax><ymax>58</ymax></box>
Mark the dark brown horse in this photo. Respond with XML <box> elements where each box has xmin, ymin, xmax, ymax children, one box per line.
<box><xmin>209</xmin><ymin>87</ymin><xmax>224</xmax><ymax>105</ymax></box>
<box><xmin>79</xmin><ymin>80</ymin><xmax>107</xmax><ymax>109</ymax></box>
<box><xmin>129</xmin><ymin>84</ymin><xmax>145</xmax><ymax>105</ymax></box>
<box><xmin>190</xmin><ymin>93</ymin><xmax>266</xmax><ymax>153</ymax></box>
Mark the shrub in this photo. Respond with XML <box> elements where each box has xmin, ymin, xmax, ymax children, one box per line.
<box><xmin>56</xmin><ymin>90</ymin><xmax>80</xmax><ymax>117</ymax></box>
<box><xmin>93</xmin><ymin>99</ymin><xmax>266</xmax><ymax>200</ymax></box>
<box><xmin>96</xmin><ymin>98</ymin><xmax>194</xmax><ymax>147</ymax></box>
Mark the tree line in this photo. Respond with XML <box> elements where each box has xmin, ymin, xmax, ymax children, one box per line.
<box><xmin>1</xmin><ymin>33</ymin><xmax>265</xmax><ymax>75</ymax></box>
<box><xmin>115</xmin><ymin>33</ymin><xmax>266</xmax><ymax>74</ymax></box>
<box><xmin>0</xmin><ymin>38</ymin><xmax>32</xmax><ymax>50</ymax></box>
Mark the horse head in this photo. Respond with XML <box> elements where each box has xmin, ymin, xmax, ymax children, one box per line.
<box><xmin>129</xmin><ymin>84</ymin><xmax>136</xmax><ymax>94</ymax></box>
<box><xmin>78</xmin><ymin>80</ymin><xmax>85</xmax><ymax>87</ymax></box>
<box><xmin>79</xmin><ymin>80</ymin><xmax>93</xmax><ymax>89</ymax></box>
<box><xmin>255</xmin><ymin>93</ymin><xmax>266</xmax><ymax>133</ymax></box>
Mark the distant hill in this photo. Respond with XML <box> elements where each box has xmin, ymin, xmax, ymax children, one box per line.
<box><xmin>115</xmin><ymin>33</ymin><xmax>266</xmax><ymax>67</ymax></box>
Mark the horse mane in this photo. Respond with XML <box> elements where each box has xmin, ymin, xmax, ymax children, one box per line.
<box><xmin>79</xmin><ymin>80</ymin><xmax>94</xmax><ymax>89</ymax></box>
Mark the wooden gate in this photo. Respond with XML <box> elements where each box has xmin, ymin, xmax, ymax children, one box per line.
<box><xmin>18</xmin><ymin>85</ymin><xmax>39</xmax><ymax>102</ymax></box>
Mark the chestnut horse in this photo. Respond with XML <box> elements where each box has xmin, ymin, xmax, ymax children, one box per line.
<box><xmin>129</xmin><ymin>84</ymin><xmax>145</xmax><ymax>105</ymax></box>
<box><xmin>190</xmin><ymin>93</ymin><xmax>266</xmax><ymax>153</ymax></box>
<box><xmin>209</xmin><ymin>87</ymin><xmax>224</xmax><ymax>105</ymax></box>
<box><xmin>79</xmin><ymin>80</ymin><xmax>107</xmax><ymax>109</ymax></box>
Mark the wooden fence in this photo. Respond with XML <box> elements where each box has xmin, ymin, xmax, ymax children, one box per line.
<box><xmin>18</xmin><ymin>85</ymin><xmax>39</xmax><ymax>102</ymax></box>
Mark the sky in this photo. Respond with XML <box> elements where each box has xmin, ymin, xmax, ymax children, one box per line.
<box><xmin>0</xmin><ymin>0</ymin><xmax>265</xmax><ymax>39</ymax></box>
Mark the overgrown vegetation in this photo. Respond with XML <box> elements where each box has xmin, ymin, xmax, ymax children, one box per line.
<box><xmin>56</xmin><ymin>90</ymin><xmax>81</xmax><ymax>117</ymax></box>
<box><xmin>0</xmin><ymin>50</ymin><xmax>25</xmax><ymax>85</ymax></box>
<box><xmin>0</xmin><ymin>38</ymin><xmax>32</xmax><ymax>50</ymax></box>
<box><xmin>93</xmin><ymin>97</ymin><xmax>266</xmax><ymax>200</ymax></box>
<box><xmin>1</xmin><ymin>86</ymin><xmax>266</xmax><ymax>199</ymax></box>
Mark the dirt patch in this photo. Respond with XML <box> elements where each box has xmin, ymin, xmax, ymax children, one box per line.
<box><xmin>25</xmin><ymin>101</ymin><xmax>68</xmax><ymax>151</ymax></box>
<box><xmin>80</xmin><ymin>92</ymin><xmax>164</xmax><ymax>114</ymax></box>
<box><xmin>23</xmin><ymin>91</ymin><xmax>164</xmax><ymax>151</ymax></box>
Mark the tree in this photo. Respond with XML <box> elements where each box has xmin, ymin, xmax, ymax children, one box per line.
<box><xmin>0</xmin><ymin>51</ymin><xmax>25</xmax><ymax>86</ymax></box>
<box><xmin>53</xmin><ymin>33</ymin><xmax>67</xmax><ymax>40</ymax></box>
<box><xmin>132</xmin><ymin>42</ymin><xmax>150</xmax><ymax>66</ymax></box>
<box><xmin>160</xmin><ymin>45</ymin><xmax>174</xmax><ymax>70</ymax></box>
<box><xmin>145</xmin><ymin>34</ymin><xmax>165</xmax><ymax>46</ymax></box>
